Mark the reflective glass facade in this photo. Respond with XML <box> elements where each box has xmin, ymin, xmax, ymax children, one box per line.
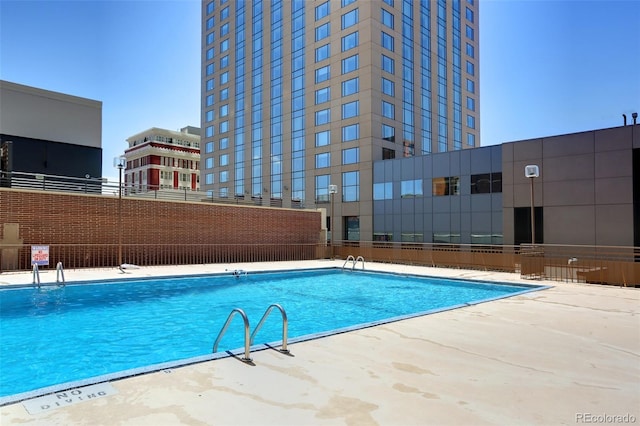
<box><xmin>201</xmin><ymin>0</ymin><xmax>479</xmax><ymax>240</ymax></box>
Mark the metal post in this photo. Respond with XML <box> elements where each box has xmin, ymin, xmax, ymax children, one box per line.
<box><xmin>118</xmin><ymin>164</ymin><xmax>123</xmax><ymax>267</ymax></box>
<box><xmin>115</xmin><ymin>156</ymin><xmax>126</xmax><ymax>268</ymax></box>
<box><xmin>530</xmin><ymin>176</ymin><xmax>535</xmax><ymax>245</ymax></box>
<box><xmin>329</xmin><ymin>184</ymin><xmax>337</xmax><ymax>259</ymax></box>
<box><xmin>525</xmin><ymin>165</ymin><xmax>539</xmax><ymax>245</ymax></box>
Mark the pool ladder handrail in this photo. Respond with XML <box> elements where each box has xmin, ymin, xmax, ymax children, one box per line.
<box><xmin>342</xmin><ymin>255</ymin><xmax>365</xmax><ymax>270</ymax></box>
<box><xmin>32</xmin><ymin>262</ymin><xmax>66</xmax><ymax>288</ymax></box>
<box><xmin>32</xmin><ymin>263</ymin><xmax>40</xmax><ymax>286</ymax></box>
<box><xmin>212</xmin><ymin>308</ymin><xmax>252</xmax><ymax>362</ymax></box>
<box><xmin>250</xmin><ymin>303</ymin><xmax>289</xmax><ymax>354</ymax></box>
<box><xmin>56</xmin><ymin>261</ymin><xmax>66</xmax><ymax>285</ymax></box>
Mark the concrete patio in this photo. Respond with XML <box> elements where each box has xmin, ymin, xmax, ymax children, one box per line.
<box><xmin>1</xmin><ymin>261</ymin><xmax>638</xmax><ymax>425</ymax></box>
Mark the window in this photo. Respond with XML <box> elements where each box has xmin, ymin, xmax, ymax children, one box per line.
<box><xmin>206</xmin><ymin>125</ymin><xmax>214</xmax><ymax>137</ymax></box>
<box><xmin>467</xmin><ymin>79</ymin><xmax>475</xmax><ymax>93</ymax></box>
<box><xmin>220</xmin><ymin>153</ymin><xmax>229</xmax><ymax>166</ymax></box>
<box><xmin>382</xmin><ymin>147</ymin><xmax>395</xmax><ymax>159</ymax></box>
<box><xmin>467</xmin><ymin>115</ymin><xmax>475</xmax><ymax>129</ymax></box>
<box><xmin>466</xmin><ymin>7</ymin><xmax>474</xmax><ymax>22</ymax></box>
<box><xmin>220</xmin><ymin>120</ymin><xmax>229</xmax><ymax>133</ymax></box>
<box><xmin>381</xmin><ymin>9</ymin><xmax>394</xmax><ymax>29</ymax></box>
<box><xmin>382</xmin><ymin>124</ymin><xmax>395</xmax><ymax>142</ymax></box>
<box><xmin>467</xmin><ymin>132</ymin><xmax>475</xmax><ymax>146</ymax></box>
<box><xmin>342</xmin><ymin>0</ymin><xmax>356</xmax><ymax>6</ymax></box>
<box><xmin>220</xmin><ymin>71</ymin><xmax>229</xmax><ymax>85</ymax></box>
<box><xmin>342</xmin><ymin>77</ymin><xmax>359</xmax><ymax>96</ymax></box>
<box><xmin>467</xmin><ymin>96</ymin><xmax>475</xmax><ymax>111</ymax></box>
<box><xmin>315</xmin><ymin>22</ymin><xmax>330</xmax><ymax>41</ymax></box>
<box><xmin>341</xmin><ymin>54</ymin><xmax>359</xmax><ymax>74</ymax></box>
<box><xmin>220</xmin><ymin>55</ymin><xmax>229</xmax><ymax>69</ymax></box>
<box><xmin>432</xmin><ymin>176</ymin><xmax>460</xmax><ymax>196</ymax></box>
<box><xmin>315</xmin><ymin>174</ymin><xmax>330</xmax><ymax>202</ymax></box>
<box><xmin>220</xmin><ymin>39</ymin><xmax>229</xmax><ymax>52</ymax></box>
<box><xmin>373</xmin><ymin>182</ymin><xmax>392</xmax><ymax>200</ymax></box>
<box><xmin>315</xmin><ymin>152</ymin><xmax>330</xmax><ymax>168</ymax></box>
<box><xmin>466</xmin><ymin>61</ymin><xmax>474</xmax><ymax>76</ymax></box>
<box><xmin>470</xmin><ymin>173</ymin><xmax>490</xmax><ymax>194</ymax></box>
<box><xmin>315</xmin><ymin>130</ymin><xmax>331</xmax><ymax>147</ymax></box>
<box><xmin>205</xmin><ymin>157</ymin><xmax>214</xmax><ymax>169</ymax></box>
<box><xmin>342</xmin><ymin>147</ymin><xmax>359</xmax><ymax>164</ymax></box>
<box><xmin>219</xmin><ymin>137</ymin><xmax>228</xmax><ymax>149</ymax></box>
<box><xmin>206</xmin><ymin>63</ymin><xmax>214</xmax><ymax>76</ymax></box>
<box><xmin>206</xmin><ymin>78</ymin><xmax>214</xmax><ymax>91</ymax></box>
<box><xmin>401</xmin><ymin>179</ymin><xmax>423</xmax><ymax>197</ymax></box>
<box><xmin>341</xmin><ymin>31</ymin><xmax>359</xmax><ymax>51</ymax></box>
<box><xmin>381</xmin><ymin>32</ymin><xmax>394</xmax><ymax>51</ymax></box>
<box><xmin>206</xmin><ymin>110</ymin><xmax>214</xmax><ymax>122</ymax></box>
<box><xmin>205</xmin><ymin>173</ymin><xmax>214</xmax><ymax>185</ymax></box>
<box><xmin>206</xmin><ymin>47</ymin><xmax>214</xmax><ymax>60</ymax></box>
<box><xmin>206</xmin><ymin>1</ymin><xmax>214</xmax><ymax>14</ymax></box>
<box><xmin>206</xmin><ymin>17</ymin><xmax>214</xmax><ymax>30</ymax></box>
<box><xmin>342</xmin><ymin>100</ymin><xmax>359</xmax><ymax>119</ymax></box>
<box><xmin>315</xmin><ymin>65</ymin><xmax>330</xmax><ymax>83</ymax></box>
<box><xmin>315</xmin><ymin>44</ymin><xmax>330</xmax><ymax>62</ymax></box>
<box><xmin>221</xmin><ymin>5</ymin><xmax>229</xmax><ymax>20</ymax></box>
<box><xmin>342</xmin><ymin>171</ymin><xmax>359</xmax><ymax>202</ymax></box>
<box><xmin>207</xmin><ymin>32</ymin><xmax>214</xmax><ymax>45</ymax></box>
<box><xmin>205</xmin><ymin>141</ymin><xmax>214</xmax><ymax>153</ymax></box>
<box><xmin>220</xmin><ymin>170</ymin><xmax>228</xmax><ymax>183</ymax></box>
<box><xmin>315</xmin><ymin>1</ymin><xmax>329</xmax><ymax>20</ymax></box>
<box><xmin>471</xmin><ymin>172</ymin><xmax>502</xmax><ymax>194</ymax></box>
<box><xmin>381</xmin><ymin>77</ymin><xmax>394</xmax><ymax>96</ymax></box>
<box><xmin>466</xmin><ymin>25</ymin><xmax>474</xmax><ymax>40</ymax></box>
<box><xmin>315</xmin><ymin>87</ymin><xmax>330</xmax><ymax>104</ymax></box>
<box><xmin>342</xmin><ymin>124</ymin><xmax>359</xmax><ymax>141</ymax></box>
<box><xmin>341</xmin><ymin>8</ymin><xmax>358</xmax><ymax>29</ymax></box>
<box><xmin>220</xmin><ymin>104</ymin><xmax>229</xmax><ymax>117</ymax></box>
<box><xmin>382</xmin><ymin>54</ymin><xmax>395</xmax><ymax>74</ymax></box>
<box><xmin>466</xmin><ymin>42</ymin><xmax>474</xmax><ymax>58</ymax></box>
<box><xmin>382</xmin><ymin>101</ymin><xmax>395</xmax><ymax>119</ymax></box>
<box><xmin>221</xmin><ymin>23</ymin><xmax>229</xmax><ymax>36</ymax></box>
<box><xmin>206</xmin><ymin>94</ymin><xmax>214</xmax><ymax>107</ymax></box>
<box><xmin>382</xmin><ymin>0</ymin><xmax>394</xmax><ymax>6</ymax></box>
<box><xmin>315</xmin><ymin>108</ymin><xmax>330</xmax><ymax>125</ymax></box>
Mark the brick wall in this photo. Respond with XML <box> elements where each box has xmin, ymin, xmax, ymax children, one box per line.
<box><xmin>0</xmin><ymin>188</ymin><xmax>324</xmax><ymax>269</ymax></box>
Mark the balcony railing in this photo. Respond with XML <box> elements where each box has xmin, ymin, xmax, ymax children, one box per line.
<box><xmin>0</xmin><ymin>171</ymin><xmax>316</xmax><ymax>208</ymax></box>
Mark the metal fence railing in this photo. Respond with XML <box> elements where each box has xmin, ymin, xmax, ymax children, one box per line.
<box><xmin>331</xmin><ymin>241</ymin><xmax>640</xmax><ymax>287</ymax></box>
<box><xmin>0</xmin><ymin>171</ymin><xmax>319</xmax><ymax>209</ymax></box>
<box><xmin>1</xmin><ymin>240</ymin><xmax>638</xmax><ymax>286</ymax></box>
<box><xmin>0</xmin><ymin>243</ymin><xmax>328</xmax><ymax>273</ymax></box>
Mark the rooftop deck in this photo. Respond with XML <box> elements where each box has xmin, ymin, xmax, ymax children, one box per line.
<box><xmin>1</xmin><ymin>261</ymin><xmax>638</xmax><ymax>425</ymax></box>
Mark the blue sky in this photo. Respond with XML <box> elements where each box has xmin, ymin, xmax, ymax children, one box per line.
<box><xmin>1</xmin><ymin>0</ymin><xmax>639</xmax><ymax>181</ymax></box>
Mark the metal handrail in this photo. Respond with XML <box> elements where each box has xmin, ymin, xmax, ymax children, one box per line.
<box><xmin>342</xmin><ymin>255</ymin><xmax>365</xmax><ymax>271</ymax></box>
<box><xmin>56</xmin><ymin>261</ymin><xmax>65</xmax><ymax>285</ymax></box>
<box><xmin>32</xmin><ymin>263</ymin><xmax>40</xmax><ymax>286</ymax></box>
<box><xmin>212</xmin><ymin>308</ymin><xmax>252</xmax><ymax>362</ymax></box>
<box><xmin>250</xmin><ymin>304</ymin><xmax>289</xmax><ymax>354</ymax></box>
<box><xmin>342</xmin><ymin>255</ymin><xmax>355</xmax><ymax>269</ymax></box>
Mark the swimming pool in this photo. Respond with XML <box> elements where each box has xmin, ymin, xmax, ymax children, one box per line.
<box><xmin>0</xmin><ymin>268</ymin><xmax>544</xmax><ymax>403</ymax></box>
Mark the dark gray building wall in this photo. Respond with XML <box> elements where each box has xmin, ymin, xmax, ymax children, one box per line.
<box><xmin>1</xmin><ymin>135</ymin><xmax>102</xmax><ymax>179</ymax></box>
<box><xmin>502</xmin><ymin>125</ymin><xmax>636</xmax><ymax>246</ymax></box>
<box><xmin>373</xmin><ymin>145</ymin><xmax>502</xmax><ymax>243</ymax></box>
<box><xmin>373</xmin><ymin>125</ymin><xmax>638</xmax><ymax>247</ymax></box>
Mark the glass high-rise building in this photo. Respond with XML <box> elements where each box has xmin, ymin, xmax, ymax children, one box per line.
<box><xmin>201</xmin><ymin>0</ymin><xmax>479</xmax><ymax>242</ymax></box>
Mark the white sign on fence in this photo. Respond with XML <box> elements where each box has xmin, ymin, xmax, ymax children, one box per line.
<box><xmin>31</xmin><ymin>245</ymin><xmax>49</xmax><ymax>266</ymax></box>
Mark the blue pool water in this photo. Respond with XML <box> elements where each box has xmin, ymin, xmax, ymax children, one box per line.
<box><xmin>0</xmin><ymin>268</ymin><xmax>542</xmax><ymax>400</ymax></box>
